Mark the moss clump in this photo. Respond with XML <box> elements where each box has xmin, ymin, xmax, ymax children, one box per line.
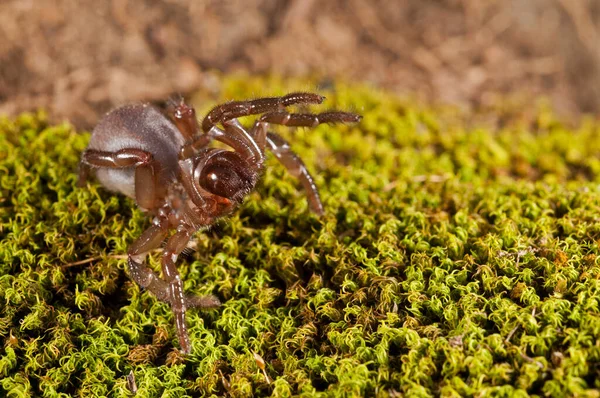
<box><xmin>2</xmin><ymin>76</ymin><xmax>600</xmax><ymax>397</ymax></box>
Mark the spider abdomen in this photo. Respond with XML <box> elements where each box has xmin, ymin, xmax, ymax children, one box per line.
<box><xmin>88</xmin><ymin>104</ymin><xmax>185</xmax><ymax>198</ymax></box>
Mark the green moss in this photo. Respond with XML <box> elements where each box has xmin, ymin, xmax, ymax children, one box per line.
<box><xmin>2</xmin><ymin>76</ymin><xmax>600</xmax><ymax>397</ymax></box>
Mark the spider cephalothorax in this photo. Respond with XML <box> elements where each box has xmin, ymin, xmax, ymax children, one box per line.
<box><xmin>194</xmin><ymin>149</ymin><xmax>257</xmax><ymax>203</ymax></box>
<box><xmin>79</xmin><ymin>93</ymin><xmax>361</xmax><ymax>353</ymax></box>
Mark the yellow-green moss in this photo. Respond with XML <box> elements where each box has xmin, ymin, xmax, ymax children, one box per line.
<box><xmin>1</xmin><ymin>76</ymin><xmax>600</xmax><ymax>397</ymax></box>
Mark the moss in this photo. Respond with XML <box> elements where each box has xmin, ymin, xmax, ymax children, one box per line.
<box><xmin>2</xmin><ymin>75</ymin><xmax>600</xmax><ymax>397</ymax></box>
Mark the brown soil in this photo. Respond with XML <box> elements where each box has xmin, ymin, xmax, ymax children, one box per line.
<box><xmin>0</xmin><ymin>0</ymin><xmax>598</xmax><ymax>127</ymax></box>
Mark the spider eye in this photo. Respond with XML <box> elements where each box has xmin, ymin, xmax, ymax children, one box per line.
<box><xmin>198</xmin><ymin>152</ymin><xmax>254</xmax><ymax>200</ymax></box>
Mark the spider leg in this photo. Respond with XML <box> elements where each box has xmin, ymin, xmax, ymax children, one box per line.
<box><xmin>260</xmin><ymin>111</ymin><xmax>361</xmax><ymax>127</ymax></box>
<box><xmin>166</xmin><ymin>98</ymin><xmax>216</xmax><ymax>160</ymax></box>
<box><xmin>78</xmin><ymin>163</ymin><xmax>92</xmax><ymax>187</ymax></box>
<box><xmin>129</xmin><ymin>219</ymin><xmax>220</xmax><ymax>354</ymax></box>
<box><xmin>182</xmin><ymin>121</ymin><xmax>264</xmax><ymax>167</ymax></box>
<box><xmin>182</xmin><ymin>93</ymin><xmax>335</xmax><ymax>160</ymax></box>
<box><xmin>128</xmin><ymin>222</ymin><xmax>220</xmax><ymax>308</ymax></box>
<box><xmin>166</xmin><ymin>97</ymin><xmax>264</xmax><ymax>167</ymax></box>
<box><xmin>178</xmin><ymin>123</ymin><xmax>258</xmax><ymax>163</ymax></box>
<box><xmin>222</xmin><ymin>119</ymin><xmax>264</xmax><ymax>165</ymax></box>
<box><xmin>160</xmin><ymin>227</ymin><xmax>221</xmax><ymax>354</ymax></box>
<box><xmin>250</xmin><ymin>110</ymin><xmax>360</xmax><ymax>214</ymax></box>
<box><xmin>80</xmin><ymin>148</ymin><xmax>159</xmax><ymax>210</ymax></box>
<box><xmin>265</xmin><ymin>132</ymin><xmax>324</xmax><ymax>216</ymax></box>
<box><xmin>128</xmin><ymin>218</ymin><xmax>171</xmax><ymax>302</ymax></box>
<box><xmin>201</xmin><ymin>92</ymin><xmax>325</xmax><ymax>132</ymax></box>
<box><xmin>248</xmin><ymin>121</ymin><xmax>268</xmax><ymax>153</ymax></box>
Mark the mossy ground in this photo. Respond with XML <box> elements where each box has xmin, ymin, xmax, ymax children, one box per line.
<box><xmin>2</xmin><ymin>76</ymin><xmax>600</xmax><ymax>397</ymax></box>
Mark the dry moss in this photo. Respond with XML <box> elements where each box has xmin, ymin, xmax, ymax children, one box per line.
<box><xmin>1</xmin><ymin>76</ymin><xmax>600</xmax><ymax>397</ymax></box>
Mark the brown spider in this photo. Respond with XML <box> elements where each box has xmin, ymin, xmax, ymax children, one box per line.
<box><xmin>79</xmin><ymin>93</ymin><xmax>361</xmax><ymax>353</ymax></box>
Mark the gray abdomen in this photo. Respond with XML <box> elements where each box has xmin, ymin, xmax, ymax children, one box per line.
<box><xmin>88</xmin><ymin>104</ymin><xmax>185</xmax><ymax>198</ymax></box>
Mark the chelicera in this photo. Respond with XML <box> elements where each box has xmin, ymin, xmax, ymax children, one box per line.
<box><xmin>79</xmin><ymin>93</ymin><xmax>361</xmax><ymax>353</ymax></box>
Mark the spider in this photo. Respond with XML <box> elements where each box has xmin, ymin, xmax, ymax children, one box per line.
<box><xmin>79</xmin><ymin>93</ymin><xmax>361</xmax><ymax>353</ymax></box>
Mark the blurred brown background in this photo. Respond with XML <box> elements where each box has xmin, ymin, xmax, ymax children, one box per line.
<box><xmin>0</xmin><ymin>0</ymin><xmax>598</xmax><ymax>127</ymax></box>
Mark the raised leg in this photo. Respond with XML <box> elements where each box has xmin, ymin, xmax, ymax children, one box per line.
<box><xmin>178</xmin><ymin>124</ymin><xmax>259</xmax><ymax>163</ymax></box>
<box><xmin>210</xmin><ymin>110</ymin><xmax>361</xmax><ymax>168</ymax></box>
<box><xmin>180</xmin><ymin>120</ymin><xmax>264</xmax><ymax>167</ymax></box>
<box><xmin>201</xmin><ymin>92</ymin><xmax>325</xmax><ymax>132</ymax></box>
<box><xmin>260</xmin><ymin>111</ymin><xmax>361</xmax><ymax>127</ymax></box>
<box><xmin>183</xmin><ymin>93</ymin><xmax>355</xmax><ymax>161</ymax></box>
<box><xmin>265</xmin><ymin>132</ymin><xmax>324</xmax><ymax>216</ymax></box>
<box><xmin>248</xmin><ymin>121</ymin><xmax>268</xmax><ymax>153</ymax></box>
<box><xmin>222</xmin><ymin>119</ymin><xmax>264</xmax><ymax>165</ymax></box>
<box><xmin>80</xmin><ymin>148</ymin><xmax>159</xmax><ymax>210</ymax></box>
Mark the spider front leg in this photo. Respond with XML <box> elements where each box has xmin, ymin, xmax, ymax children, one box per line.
<box><xmin>259</xmin><ymin>111</ymin><xmax>361</xmax><ymax>127</ymax></box>
<box><xmin>166</xmin><ymin>99</ymin><xmax>254</xmax><ymax>162</ymax></box>
<box><xmin>172</xmin><ymin>102</ymin><xmax>260</xmax><ymax>162</ymax></box>
<box><xmin>201</xmin><ymin>92</ymin><xmax>325</xmax><ymax>132</ymax></box>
